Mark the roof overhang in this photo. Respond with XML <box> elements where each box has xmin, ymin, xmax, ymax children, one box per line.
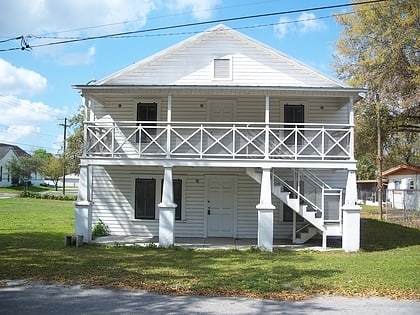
<box><xmin>73</xmin><ymin>84</ymin><xmax>365</xmax><ymax>100</ymax></box>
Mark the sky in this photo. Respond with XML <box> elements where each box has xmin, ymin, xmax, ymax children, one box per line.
<box><xmin>0</xmin><ymin>0</ymin><xmax>352</xmax><ymax>154</ymax></box>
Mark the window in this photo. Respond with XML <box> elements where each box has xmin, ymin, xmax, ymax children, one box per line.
<box><xmin>409</xmin><ymin>179</ymin><xmax>415</xmax><ymax>190</ymax></box>
<box><xmin>135</xmin><ymin>178</ymin><xmax>156</xmax><ymax>219</ymax></box>
<box><xmin>135</xmin><ymin>178</ymin><xmax>183</xmax><ymax>220</ymax></box>
<box><xmin>213</xmin><ymin>58</ymin><xmax>231</xmax><ymax>79</ymax></box>
<box><xmin>137</xmin><ymin>102</ymin><xmax>157</xmax><ymax>142</ymax></box>
<box><xmin>161</xmin><ymin>179</ymin><xmax>182</xmax><ymax>220</ymax></box>
<box><xmin>284</xmin><ymin>104</ymin><xmax>304</xmax><ymax>146</ymax></box>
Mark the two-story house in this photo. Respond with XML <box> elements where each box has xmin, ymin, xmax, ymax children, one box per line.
<box><xmin>73</xmin><ymin>25</ymin><xmax>362</xmax><ymax>251</ymax></box>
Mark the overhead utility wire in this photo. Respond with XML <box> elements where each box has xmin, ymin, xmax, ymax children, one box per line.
<box><xmin>34</xmin><ymin>0</ymin><xmax>281</xmax><ymax>37</ymax></box>
<box><xmin>0</xmin><ymin>0</ymin><xmax>387</xmax><ymax>52</ymax></box>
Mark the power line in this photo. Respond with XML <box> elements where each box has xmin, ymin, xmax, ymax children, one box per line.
<box><xmin>31</xmin><ymin>0</ymin><xmax>282</xmax><ymax>38</ymax></box>
<box><xmin>0</xmin><ymin>0</ymin><xmax>388</xmax><ymax>52</ymax></box>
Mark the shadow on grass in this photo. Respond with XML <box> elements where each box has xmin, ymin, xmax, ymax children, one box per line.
<box><xmin>361</xmin><ymin>218</ymin><xmax>420</xmax><ymax>251</ymax></box>
<box><xmin>0</xmin><ymin>231</ymin><xmax>338</xmax><ymax>299</ymax></box>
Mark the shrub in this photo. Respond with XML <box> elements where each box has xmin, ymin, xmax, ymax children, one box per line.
<box><xmin>19</xmin><ymin>191</ymin><xmax>76</xmax><ymax>201</ymax></box>
<box><xmin>92</xmin><ymin>219</ymin><xmax>110</xmax><ymax>239</ymax></box>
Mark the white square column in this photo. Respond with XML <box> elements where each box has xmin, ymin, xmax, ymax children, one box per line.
<box><xmin>74</xmin><ymin>165</ymin><xmax>92</xmax><ymax>243</ymax></box>
<box><xmin>158</xmin><ymin>167</ymin><xmax>177</xmax><ymax>247</ymax></box>
<box><xmin>74</xmin><ymin>201</ymin><xmax>92</xmax><ymax>243</ymax></box>
<box><xmin>342</xmin><ymin>169</ymin><xmax>360</xmax><ymax>252</ymax></box>
<box><xmin>256</xmin><ymin>167</ymin><xmax>275</xmax><ymax>252</ymax></box>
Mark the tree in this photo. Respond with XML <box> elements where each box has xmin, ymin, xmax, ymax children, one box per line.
<box><xmin>65</xmin><ymin>110</ymin><xmax>84</xmax><ymax>175</ymax></box>
<box><xmin>333</xmin><ymin>0</ymin><xmax>420</xmax><ymax>178</ymax></box>
<box><xmin>32</xmin><ymin>148</ymin><xmax>53</xmax><ymax>161</ymax></box>
<box><xmin>6</xmin><ymin>156</ymin><xmax>43</xmax><ymax>188</ymax></box>
<box><xmin>42</xmin><ymin>156</ymin><xmax>64</xmax><ymax>191</ymax></box>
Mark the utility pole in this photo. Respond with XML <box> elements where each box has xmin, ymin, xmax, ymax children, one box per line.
<box><xmin>376</xmin><ymin>96</ymin><xmax>383</xmax><ymax>220</ymax></box>
<box><xmin>60</xmin><ymin>118</ymin><xmax>68</xmax><ymax>195</ymax></box>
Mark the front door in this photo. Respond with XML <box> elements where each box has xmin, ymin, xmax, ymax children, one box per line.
<box><xmin>207</xmin><ymin>176</ymin><xmax>235</xmax><ymax>237</ymax></box>
<box><xmin>209</xmin><ymin>101</ymin><xmax>234</xmax><ymax>122</ymax></box>
<box><xmin>284</xmin><ymin>104</ymin><xmax>304</xmax><ymax>146</ymax></box>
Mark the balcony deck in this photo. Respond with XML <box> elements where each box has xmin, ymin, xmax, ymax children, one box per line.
<box><xmin>83</xmin><ymin>120</ymin><xmax>353</xmax><ymax>165</ymax></box>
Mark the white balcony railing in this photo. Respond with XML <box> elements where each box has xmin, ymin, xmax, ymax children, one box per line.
<box><xmin>83</xmin><ymin>120</ymin><xmax>353</xmax><ymax>160</ymax></box>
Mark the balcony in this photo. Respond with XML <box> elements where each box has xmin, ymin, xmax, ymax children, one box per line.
<box><xmin>83</xmin><ymin>120</ymin><xmax>353</xmax><ymax>161</ymax></box>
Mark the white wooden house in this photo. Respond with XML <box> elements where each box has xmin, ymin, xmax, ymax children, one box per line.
<box><xmin>0</xmin><ymin>143</ymin><xmax>30</xmax><ymax>187</ymax></box>
<box><xmin>74</xmin><ymin>25</ymin><xmax>362</xmax><ymax>251</ymax></box>
<box><xmin>383</xmin><ymin>165</ymin><xmax>420</xmax><ymax>210</ymax></box>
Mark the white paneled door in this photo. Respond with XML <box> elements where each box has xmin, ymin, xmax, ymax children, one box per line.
<box><xmin>207</xmin><ymin>176</ymin><xmax>235</xmax><ymax>237</ymax></box>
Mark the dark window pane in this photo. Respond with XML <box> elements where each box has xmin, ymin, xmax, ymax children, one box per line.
<box><xmin>284</xmin><ymin>104</ymin><xmax>304</xmax><ymax>146</ymax></box>
<box><xmin>161</xmin><ymin>179</ymin><xmax>182</xmax><ymax>220</ymax></box>
<box><xmin>137</xmin><ymin>102</ymin><xmax>157</xmax><ymax>143</ymax></box>
<box><xmin>135</xmin><ymin>178</ymin><xmax>156</xmax><ymax>219</ymax></box>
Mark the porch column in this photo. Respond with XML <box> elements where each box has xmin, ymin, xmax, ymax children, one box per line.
<box><xmin>264</xmin><ymin>95</ymin><xmax>270</xmax><ymax>159</ymax></box>
<box><xmin>348</xmin><ymin>97</ymin><xmax>355</xmax><ymax>160</ymax></box>
<box><xmin>158</xmin><ymin>166</ymin><xmax>177</xmax><ymax>247</ymax></box>
<box><xmin>74</xmin><ymin>164</ymin><xmax>92</xmax><ymax>243</ymax></box>
<box><xmin>166</xmin><ymin>94</ymin><xmax>172</xmax><ymax>158</ymax></box>
<box><xmin>342</xmin><ymin>169</ymin><xmax>360</xmax><ymax>252</ymax></box>
<box><xmin>256</xmin><ymin>167</ymin><xmax>275</xmax><ymax>251</ymax></box>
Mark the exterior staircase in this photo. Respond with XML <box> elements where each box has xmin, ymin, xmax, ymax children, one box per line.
<box><xmin>246</xmin><ymin>167</ymin><xmax>342</xmax><ymax>245</ymax></box>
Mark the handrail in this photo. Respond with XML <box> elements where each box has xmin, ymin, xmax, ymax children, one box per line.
<box><xmin>272</xmin><ymin>172</ymin><xmax>323</xmax><ymax>217</ymax></box>
<box><xmin>84</xmin><ymin>120</ymin><xmax>352</xmax><ymax>160</ymax></box>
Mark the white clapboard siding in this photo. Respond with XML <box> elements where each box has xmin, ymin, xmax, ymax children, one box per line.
<box><xmin>99</xmin><ymin>25</ymin><xmax>343</xmax><ymax>89</ymax></box>
<box><xmin>90</xmin><ymin>165</ymin><xmax>303</xmax><ymax>239</ymax></box>
<box><xmin>90</xmin><ymin>96</ymin><xmax>347</xmax><ymax>125</ymax></box>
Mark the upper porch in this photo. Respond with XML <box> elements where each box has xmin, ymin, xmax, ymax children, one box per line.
<box><xmin>79</xmin><ymin>88</ymin><xmax>359</xmax><ymax>168</ymax></box>
<box><xmin>84</xmin><ymin>120</ymin><xmax>354</xmax><ymax>164</ymax></box>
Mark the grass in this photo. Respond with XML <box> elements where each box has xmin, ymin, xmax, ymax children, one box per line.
<box><xmin>0</xmin><ymin>199</ymin><xmax>419</xmax><ymax>300</ymax></box>
<box><xmin>0</xmin><ymin>185</ymin><xmax>54</xmax><ymax>193</ymax></box>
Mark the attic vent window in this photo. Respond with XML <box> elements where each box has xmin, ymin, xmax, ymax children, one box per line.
<box><xmin>214</xmin><ymin>58</ymin><xmax>231</xmax><ymax>79</ymax></box>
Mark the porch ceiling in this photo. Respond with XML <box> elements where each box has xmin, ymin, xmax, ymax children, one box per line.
<box><xmin>75</xmin><ymin>84</ymin><xmax>363</xmax><ymax>100</ymax></box>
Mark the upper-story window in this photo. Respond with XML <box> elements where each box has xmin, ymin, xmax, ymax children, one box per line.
<box><xmin>408</xmin><ymin>179</ymin><xmax>415</xmax><ymax>190</ymax></box>
<box><xmin>213</xmin><ymin>58</ymin><xmax>231</xmax><ymax>79</ymax></box>
<box><xmin>137</xmin><ymin>102</ymin><xmax>157</xmax><ymax>143</ymax></box>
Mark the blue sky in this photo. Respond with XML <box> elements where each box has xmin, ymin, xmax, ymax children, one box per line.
<box><xmin>0</xmin><ymin>0</ymin><xmax>350</xmax><ymax>154</ymax></box>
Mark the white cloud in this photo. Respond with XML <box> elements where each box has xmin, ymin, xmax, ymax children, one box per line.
<box><xmin>298</xmin><ymin>12</ymin><xmax>325</xmax><ymax>33</ymax></box>
<box><xmin>274</xmin><ymin>13</ymin><xmax>325</xmax><ymax>39</ymax></box>
<box><xmin>0</xmin><ymin>0</ymin><xmax>155</xmax><ymax>37</ymax></box>
<box><xmin>273</xmin><ymin>17</ymin><xmax>294</xmax><ymax>39</ymax></box>
<box><xmin>0</xmin><ymin>59</ymin><xmax>47</xmax><ymax>96</ymax></box>
<box><xmin>0</xmin><ymin>0</ymin><xmax>155</xmax><ymax>64</ymax></box>
<box><xmin>0</xmin><ymin>95</ymin><xmax>64</xmax><ymax>144</ymax></box>
<box><xmin>166</xmin><ymin>0</ymin><xmax>222</xmax><ymax>20</ymax></box>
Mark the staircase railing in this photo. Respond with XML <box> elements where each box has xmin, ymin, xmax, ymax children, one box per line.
<box><xmin>271</xmin><ymin>172</ymin><xmax>323</xmax><ymax>218</ymax></box>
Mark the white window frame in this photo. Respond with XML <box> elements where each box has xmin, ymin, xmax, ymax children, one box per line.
<box><xmin>132</xmin><ymin>174</ymin><xmax>186</xmax><ymax>221</ymax></box>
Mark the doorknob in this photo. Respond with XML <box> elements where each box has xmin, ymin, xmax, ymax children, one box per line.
<box><xmin>207</xmin><ymin>208</ymin><xmax>211</xmax><ymax>215</ymax></box>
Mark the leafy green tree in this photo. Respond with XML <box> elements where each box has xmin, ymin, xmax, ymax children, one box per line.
<box><xmin>334</xmin><ymin>0</ymin><xmax>420</xmax><ymax>177</ymax></box>
<box><xmin>6</xmin><ymin>156</ymin><xmax>43</xmax><ymax>188</ymax></box>
<box><xmin>42</xmin><ymin>156</ymin><xmax>63</xmax><ymax>191</ymax></box>
<box><xmin>32</xmin><ymin>148</ymin><xmax>53</xmax><ymax>161</ymax></box>
<box><xmin>65</xmin><ymin>110</ymin><xmax>84</xmax><ymax>175</ymax></box>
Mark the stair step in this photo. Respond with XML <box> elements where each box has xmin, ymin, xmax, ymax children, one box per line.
<box><xmin>294</xmin><ymin>226</ymin><xmax>319</xmax><ymax>244</ymax></box>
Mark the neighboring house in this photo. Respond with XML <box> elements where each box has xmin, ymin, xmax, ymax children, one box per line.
<box><xmin>383</xmin><ymin>165</ymin><xmax>420</xmax><ymax>210</ymax></box>
<box><xmin>73</xmin><ymin>25</ymin><xmax>362</xmax><ymax>251</ymax></box>
<box><xmin>0</xmin><ymin>143</ymin><xmax>30</xmax><ymax>187</ymax></box>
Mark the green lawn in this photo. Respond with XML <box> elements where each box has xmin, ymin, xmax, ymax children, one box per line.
<box><xmin>0</xmin><ymin>198</ymin><xmax>419</xmax><ymax>300</ymax></box>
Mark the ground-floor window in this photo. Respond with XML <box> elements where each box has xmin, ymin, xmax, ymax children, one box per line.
<box><xmin>135</xmin><ymin>178</ymin><xmax>156</xmax><ymax>219</ymax></box>
<box><xmin>135</xmin><ymin>177</ymin><xmax>183</xmax><ymax>220</ymax></box>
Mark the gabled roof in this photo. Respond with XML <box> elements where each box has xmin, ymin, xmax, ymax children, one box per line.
<box><xmin>87</xmin><ymin>24</ymin><xmax>350</xmax><ymax>89</ymax></box>
<box><xmin>382</xmin><ymin>164</ymin><xmax>420</xmax><ymax>177</ymax></box>
<box><xmin>0</xmin><ymin>143</ymin><xmax>30</xmax><ymax>160</ymax></box>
